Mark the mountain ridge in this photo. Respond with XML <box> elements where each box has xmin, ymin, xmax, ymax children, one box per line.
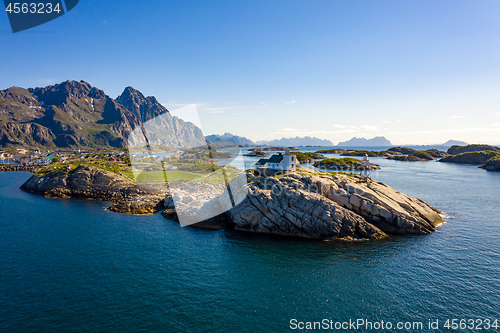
<box><xmin>205</xmin><ymin>132</ymin><xmax>254</xmax><ymax>146</ymax></box>
<box><xmin>256</xmin><ymin>136</ymin><xmax>334</xmax><ymax>146</ymax></box>
<box><xmin>337</xmin><ymin>136</ymin><xmax>392</xmax><ymax>146</ymax></box>
<box><xmin>0</xmin><ymin>80</ymin><xmax>205</xmax><ymax>149</ymax></box>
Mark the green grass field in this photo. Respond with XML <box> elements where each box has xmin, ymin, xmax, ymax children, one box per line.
<box><xmin>125</xmin><ymin>170</ymin><xmax>201</xmax><ymax>183</ymax></box>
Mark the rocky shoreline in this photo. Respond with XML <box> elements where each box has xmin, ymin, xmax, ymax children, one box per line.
<box><xmin>20</xmin><ymin>165</ymin><xmax>167</xmax><ymax>215</ymax></box>
<box><xmin>18</xmin><ymin>164</ymin><xmax>445</xmax><ymax>241</ymax></box>
<box><xmin>229</xmin><ymin>168</ymin><xmax>442</xmax><ymax>239</ymax></box>
<box><xmin>162</xmin><ymin>167</ymin><xmax>444</xmax><ymax>240</ymax></box>
<box><xmin>313</xmin><ymin>160</ymin><xmax>380</xmax><ymax>171</ymax></box>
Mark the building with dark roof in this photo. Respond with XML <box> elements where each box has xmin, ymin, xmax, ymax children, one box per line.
<box><xmin>254</xmin><ymin>151</ymin><xmax>296</xmax><ymax>171</ymax></box>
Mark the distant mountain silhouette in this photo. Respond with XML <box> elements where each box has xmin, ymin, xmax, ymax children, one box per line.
<box><xmin>337</xmin><ymin>136</ymin><xmax>392</xmax><ymax>146</ymax></box>
<box><xmin>205</xmin><ymin>133</ymin><xmax>254</xmax><ymax>146</ymax></box>
<box><xmin>256</xmin><ymin>136</ymin><xmax>334</xmax><ymax>146</ymax></box>
<box><xmin>441</xmin><ymin>139</ymin><xmax>468</xmax><ymax>146</ymax></box>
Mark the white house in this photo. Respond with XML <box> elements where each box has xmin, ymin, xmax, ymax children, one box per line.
<box><xmin>33</xmin><ymin>158</ymin><xmax>51</xmax><ymax>166</ymax></box>
<box><xmin>255</xmin><ymin>150</ymin><xmax>296</xmax><ymax>171</ymax></box>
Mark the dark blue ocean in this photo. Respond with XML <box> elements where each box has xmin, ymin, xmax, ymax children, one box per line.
<box><xmin>1</xmin><ymin>150</ymin><xmax>500</xmax><ymax>332</ymax></box>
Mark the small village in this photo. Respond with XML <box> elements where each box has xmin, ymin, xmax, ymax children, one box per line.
<box><xmin>0</xmin><ymin>148</ymin><xmax>129</xmax><ymax>167</ymax></box>
<box><xmin>0</xmin><ymin>147</ymin><xmax>237</xmax><ymax>184</ymax></box>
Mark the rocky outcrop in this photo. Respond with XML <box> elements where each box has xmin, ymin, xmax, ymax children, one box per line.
<box><xmin>291</xmin><ymin>152</ymin><xmax>327</xmax><ymax>163</ymax></box>
<box><xmin>387</xmin><ymin>150</ymin><xmax>448</xmax><ymax>161</ymax></box>
<box><xmin>20</xmin><ymin>165</ymin><xmax>167</xmax><ymax>214</ymax></box>
<box><xmin>425</xmin><ymin>149</ymin><xmax>450</xmax><ymax>158</ymax></box>
<box><xmin>313</xmin><ymin>159</ymin><xmax>380</xmax><ymax>170</ymax></box>
<box><xmin>482</xmin><ymin>157</ymin><xmax>500</xmax><ymax>171</ymax></box>
<box><xmin>389</xmin><ymin>153</ymin><xmax>434</xmax><ymax>161</ymax></box>
<box><xmin>447</xmin><ymin>144</ymin><xmax>499</xmax><ymax>155</ymax></box>
<box><xmin>315</xmin><ymin>149</ymin><xmax>350</xmax><ymax>154</ymax></box>
<box><xmin>387</xmin><ymin>147</ymin><xmax>415</xmax><ymax>155</ymax></box>
<box><xmin>227</xmin><ymin>170</ymin><xmax>443</xmax><ymax>238</ymax></box>
<box><xmin>161</xmin><ymin>181</ymin><xmax>230</xmax><ymax>229</ymax></box>
<box><xmin>439</xmin><ymin>151</ymin><xmax>500</xmax><ymax>165</ymax></box>
<box><xmin>162</xmin><ymin>168</ymin><xmax>444</xmax><ymax>240</ymax></box>
<box><xmin>227</xmin><ymin>178</ymin><xmax>386</xmax><ymax>240</ymax></box>
<box><xmin>341</xmin><ymin>151</ymin><xmax>392</xmax><ymax>157</ymax></box>
<box><xmin>244</xmin><ymin>150</ymin><xmax>269</xmax><ymax>157</ymax></box>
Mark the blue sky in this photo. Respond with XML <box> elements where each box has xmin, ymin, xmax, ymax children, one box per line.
<box><xmin>1</xmin><ymin>0</ymin><xmax>500</xmax><ymax>144</ymax></box>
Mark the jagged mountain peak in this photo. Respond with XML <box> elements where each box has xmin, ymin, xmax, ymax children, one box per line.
<box><xmin>118</xmin><ymin>86</ymin><xmax>145</xmax><ymax>101</ymax></box>
<box><xmin>116</xmin><ymin>86</ymin><xmax>168</xmax><ymax>122</ymax></box>
<box><xmin>29</xmin><ymin>80</ymin><xmax>106</xmax><ymax>107</ymax></box>
<box><xmin>0</xmin><ymin>80</ymin><xmax>206</xmax><ymax>149</ymax></box>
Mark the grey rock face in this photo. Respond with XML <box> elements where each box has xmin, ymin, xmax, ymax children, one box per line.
<box><xmin>225</xmin><ymin>169</ymin><xmax>444</xmax><ymax>239</ymax></box>
<box><xmin>0</xmin><ymin>80</ymin><xmax>206</xmax><ymax>149</ymax></box>
<box><xmin>227</xmin><ymin>180</ymin><xmax>386</xmax><ymax>240</ymax></box>
<box><xmin>21</xmin><ymin>165</ymin><xmax>167</xmax><ymax>214</ymax></box>
<box><xmin>483</xmin><ymin>158</ymin><xmax>500</xmax><ymax>171</ymax></box>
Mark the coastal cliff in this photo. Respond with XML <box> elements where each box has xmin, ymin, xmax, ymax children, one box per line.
<box><xmin>164</xmin><ymin>167</ymin><xmax>444</xmax><ymax>240</ymax></box>
<box><xmin>21</xmin><ymin>165</ymin><xmax>167</xmax><ymax>214</ymax></box>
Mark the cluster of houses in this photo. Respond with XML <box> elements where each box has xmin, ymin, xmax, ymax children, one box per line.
<box><xmin>0</xmin><ymin>150</ymin><xmax>52</xmax><ymax>166</ymax></box>
<box><xmin>0</xmin><ymin>149</ymin><xmax>127</xmax><ymax>166</ymax></box>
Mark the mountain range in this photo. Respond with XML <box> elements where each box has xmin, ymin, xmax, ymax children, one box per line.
<box><xmin>337</xmin><ymin>136</ymin><xmax>392</xmax><ymax>146</ymax></box>
<box><xmin>205</xmin><ymin>133</ymin><xmax>254</xmax><ymax>146</ymax></box>
<box><xmin>256</xmin><ymin>136</ymin><xmax>334</xmax><ymax>146</ymax></box>
<box><xmin>0</xmin><ymin>80</ymin><xmax>205</xmax><ymax>149</ymax></box>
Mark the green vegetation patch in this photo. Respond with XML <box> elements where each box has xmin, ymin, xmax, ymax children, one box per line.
<box><xmin>318</xmin><ymin>157</ymin><xmax>362</xmax><ymax>165</ymax></box>
<box><xmin>411</xmin><ymin>151</ymin><xmax>434</xmax><ymax>160</ymax></box>
<box><xmin>387</xmin><ymin>147</ymin><xmax>415</xmax><ymax>154</ymax></box>
<box><xmin>290</xmin><ymin>152</ymin><xmax>326</xmax><ymax>162</ymax></box>
<box><xmin>126</xmin><ymin>170</ymin><xmax>201</xmax><ymax>183</ymax></box>
<box><xmin>342</xmin><ymin>150</ymin><xmax>387</xmax><ymax>157</ymax></box>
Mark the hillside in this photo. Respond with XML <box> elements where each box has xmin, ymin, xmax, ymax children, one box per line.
<box><xmin>0</xmin><ymin>80</ymin><xmax>205</xmax><ymax>149</ymax></box>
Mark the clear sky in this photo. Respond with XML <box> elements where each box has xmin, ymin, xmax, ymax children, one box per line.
<box><xmin>1</xmin><ymin>0</ymin><xmax>500</xmax><ymax>145</ymax></box>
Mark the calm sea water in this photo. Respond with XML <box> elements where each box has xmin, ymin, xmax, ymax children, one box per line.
<box><xmin>1</xmin><ymin>152</ymin><xmax>500</xmax><ymax>332</ymax></box>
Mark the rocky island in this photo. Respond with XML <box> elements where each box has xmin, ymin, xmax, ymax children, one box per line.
<box><xmin>385</xmin><ymin>149</ymin><xmax>449</xmax><ymax>161</ymax></box>
<box><xmin>244</xmin><ymin>150</ymin><xmax>270</xmax><ymax>157</ymax></box>
<box><xmin>438</xmin><ymin>144</ymin><xmax>500</xmax><ymax>171</ymax></box>
<box><xmin>290</xmin><ymin>152</ymin><xmax>327</xmax><ymax>163</ymax></box>
<box><xmin>166</xmin><ymin>167</ymin><xmax>444</xmax><ymax>240</ymax></box>
<box><xmin>21</xmin><ymin>165</ymin><xmax>167</xmax><ymax>214</ymax></box>
<box><xmin>447</xmin><ymin>144</ymin><xmax>499</xmax><ymax>155</ymax></box>
<box><xmin>313</xmin><ymin>157</ymin><xmax>380</xmax><ymax>170</ymax></box>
